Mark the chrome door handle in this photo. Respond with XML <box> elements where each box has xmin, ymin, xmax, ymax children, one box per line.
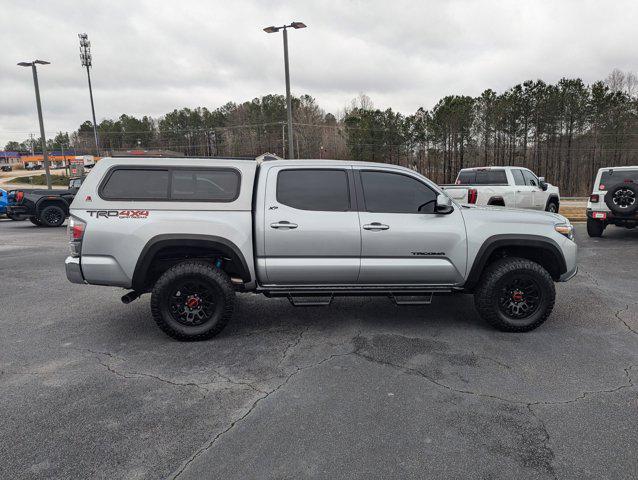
<box><xmin>363</xmin><ymin>222</ymin><xmax>389</xmax><ymax>231</ymax></box>
<box><xmin>270</xmin><ymin>221</ymin><xmax>298</xmax><ymax>229</ymax></box>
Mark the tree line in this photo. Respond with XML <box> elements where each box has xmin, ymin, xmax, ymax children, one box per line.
<box><xmin>5</xmin><ymin>69</ymin><xmax>637</xmax><ymax>195</ymax></box>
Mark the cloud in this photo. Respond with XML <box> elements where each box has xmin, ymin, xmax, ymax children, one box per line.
<box><xmin>1</xmin><ymin>0</ymin><xmax>637</xmax><ymax>145</ymax></box>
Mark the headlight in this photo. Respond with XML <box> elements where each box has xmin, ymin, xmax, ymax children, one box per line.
<box><xmin>555</xmin><ymin>224</ymin><xmax>574</xmax><ymax>240</ymax></box>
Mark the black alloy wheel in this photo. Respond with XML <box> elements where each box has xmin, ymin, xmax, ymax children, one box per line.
<box><xmin>168</xmin><ymin>279</ymin><xmax>219</xmax><ymax>326</ymax></box>
<box><xmin>497</xmin><ymin>275</ymin><xmax>542</xmax><ymax>320</ymax></box>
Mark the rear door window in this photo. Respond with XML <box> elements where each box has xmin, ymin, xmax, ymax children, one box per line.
<box><xmin>101</xmin><ymin>169</ymin><xmax>169</xmax><ymax>200</ymax></box>
<box><xmin>277</xmin><ymin>169</ymin><xmax>350</xmax><ymax>211</ymax></box>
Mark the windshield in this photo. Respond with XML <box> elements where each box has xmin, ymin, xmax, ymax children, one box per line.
<box><xmin>599</xmin><ymin>169</ymin><xmax>638</xmax><ymax>190</ymax></box>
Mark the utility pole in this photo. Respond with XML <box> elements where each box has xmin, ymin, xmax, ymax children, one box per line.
<box><xmin>79</xmin><ymin>33</ymin><xmax>100</xmax><ymax>156</ymax></box>
<box><xmin>18</xmin><ymin>60</ymin><xmax>52</xmax><ymax>190</ymax></box>
<box><xmin>263</xmin><ymin>22</ymin><xmax>307</xmax><ymax>159</ymax></box>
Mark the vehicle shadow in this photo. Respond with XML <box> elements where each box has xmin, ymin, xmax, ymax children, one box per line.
<box><xmin>224</xmin><ymin>292</ymin><xmax>485</xmax><ymax>338</ymax></box>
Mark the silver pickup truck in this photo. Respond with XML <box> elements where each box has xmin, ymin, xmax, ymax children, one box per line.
<box><xmin>65</xmin><ymin>157</ymin><xmax>577</xmax><ymax>340</ymax></box>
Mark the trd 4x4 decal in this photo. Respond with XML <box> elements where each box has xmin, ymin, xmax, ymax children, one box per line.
<box><xmin>87</xmin><ymin>210</ymin><xmax>149</xmax><ymax>219</ymax></box>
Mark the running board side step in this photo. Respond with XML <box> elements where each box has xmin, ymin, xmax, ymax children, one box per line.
<box><xmin>389</xmin><ymin>292</ymin><xmax>433</xmax><ymax>305</ymax></box>
<box><xmin>260</xmin><ymin>286</ymin><xmax>453</xmax><ymax>307</ymax></box>
<box><xmin>287</xmin><ymin>293</ymin><xmax>334</xmax><ymax>307</ymax></box>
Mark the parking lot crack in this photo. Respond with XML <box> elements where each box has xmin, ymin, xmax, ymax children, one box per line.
<box><xmin>276</xmin><ymin>325</ymin><xmax>310</xmax><ymax>368</ymax></box>
<box><xmin>615</xmin><ymin>305</ymin><xmax>638</xmax><ymax>336</ymax></box>
<box><xmin>526</xmin><ymin>405</ymin><xmax>557</xmax><ymax>479</ymax></box>
<box><xmin>98</xmin><ymin>360</ymin><xmax>211</xmax><ymax>395</ymax></box>
<box><xmin>353</xmin><ymin>351</ymin><xmax>636</xmax><ymax>407</ymax></box>
<box><xmin>169</xmin><ymin>340</ymin><xmax>360</xmax><ymax>479</ymax></box>
<box><xmin>205</xmin><ymin>368</ymin><xmax>267</xmax><ymax>394</ymax></box>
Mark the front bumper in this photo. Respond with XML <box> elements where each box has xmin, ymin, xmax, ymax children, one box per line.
<box><xmin>65</xmin><ymin>256</ymin><xmax>86</xmax><ymax>284</ymax></box>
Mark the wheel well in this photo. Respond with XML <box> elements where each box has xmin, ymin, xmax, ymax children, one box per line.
<box><xmin>546</xmin><ymin>195</ymin><xmax>559</xmax><ymax>207</ymax></box>
<box><xmin>487</xmin><ymin>196</ymin><xmax>505</xmax><ymax>206</ymax></box>
<box><xmin>465</xmin><ymin>236</ymin><xmax>567</xmax><ymax>291</ymax></box>
<box><xmin>483</xmin><ymin>246</ymin><xmax>561</xmax><ymax>280</ymax></box>
<box><xmin>37</xmin><ymin>199</ymin><xmax>68</xmax><ymax>215</ymax></box>
<box><xmin>132</xmin><ymin>238</ymin><xmax>250</xmax><ymax>292</ymax></box>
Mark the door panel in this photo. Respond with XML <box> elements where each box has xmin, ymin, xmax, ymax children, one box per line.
<box><xmin>263</xmin><ymin>167</ymin><xmax>361</xmax><ymax>284</ymax></box>
<box><xmin>356</xmin><ymin>170</ymin><xmax>467</xmax><ymax>285</ymax></box>
<box><xmin>515</xmin><ymin>187</ymin><xmax>534</xmax><ymax>209</ymax></box>
<box><xmin>522</xmin><ymin>170</ymin><xmax>544</xmax><ymax>209</ymax></box>
<box><xmin>358</xmin><ymin>210</ymin><xmax>467</xmax><ymax>284</ymax></box>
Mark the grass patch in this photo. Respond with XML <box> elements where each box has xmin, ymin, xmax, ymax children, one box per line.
<box><xmin>12</xmin><ymin>174</ymin><xmax>69</xmax><ymax>186</ymax></box>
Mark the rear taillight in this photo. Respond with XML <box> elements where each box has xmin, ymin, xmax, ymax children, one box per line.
<box><xmin>16</xmin><ymin>191</ymin><xmax>24</xmax><ymax>202</ymax></box>
<box><xmin>467</xmin><ymin>188</ymin><xmax>478</xmax><ymax>204</ymax></box>
<box><xmin>68</xmin><ymin>216</ymin><xmax>86</xmax><ymax>257</ymax></box>
<box><xmin>589</xmin><ymin>194</ymin><xmax>599</xmax><ymax>203</ymax></box>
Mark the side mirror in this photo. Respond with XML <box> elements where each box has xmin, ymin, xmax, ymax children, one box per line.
<box><xmin>539</xmin><ymin>177</ymin><xmax>548</xmax><ymax>191</ymax></box>
<box><xmin>435</xmin><ymin>193</ymin><xmax>454</xmax><ymax>214</ymax></box>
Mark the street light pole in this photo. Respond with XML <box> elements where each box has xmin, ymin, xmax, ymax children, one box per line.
<box><xmin>18</xmin><ymin>60</ymin><xmax>52</xmax><ymax>190</ymax></box>
<box><xmin>282</xmin><ymin>27</ymin><xmax>294</xmax><ymax>159</ymax></box>
<box><xmin>263</xmin><ymin>22</ymin><xmax>306</xmax><ymax>159</ymax></box>
<box><xmin>79</xmin><ymin>33</ymin><xmax>100</xmax><ymax>156</ymax></box>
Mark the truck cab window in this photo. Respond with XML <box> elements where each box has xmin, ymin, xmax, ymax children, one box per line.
<box><xmin>277</xmin><ymin>169</ymin><xmax>350</xmax><ymax>211</ymax></box>
<box><xmin>360</xmin><ymin>171</ymin><xmax>437</xmax><ymax>213</ymax></box>
<box><xmin>511</xmin><ymin>169</ymin><xmax>526</xmax><ymax>186</ymax></box>
<box><xmin>522</xmin><ymin>170</ymin><xmax>538</xmax><ymax>187</ymax></box>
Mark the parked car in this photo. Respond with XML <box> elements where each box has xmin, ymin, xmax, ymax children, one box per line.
<box><xmin>25</xmin><ymin>162</ymin><xmax>43</xmax><ymax>171</ymax></box>
<box><xmin>6</xmin><ymin>177</ymin><xmax>83</xmax><ymax>227</ymax></box>
<box><xmin>0</xmin><ymin>188</ymin><xmax>26</xmax><ymax>220</ymax></box>
<box><xmin>586</xmin><ymin>166</ymin><xmax>638</xmax><ymax>237</ymax></box>
<box><xmin>64</xmin><ymin>156</ymin><xmax>577</xmax><ymax>340</ymax></box>
<box><xmin>441</xmin><ymin>166</ymin><xmax>560</xmax><ymax>212</ymax></box>
<box><xmin>1</xmin><ymin>164</ymin><xmax>13</xmax><ymax>172</ymax></box>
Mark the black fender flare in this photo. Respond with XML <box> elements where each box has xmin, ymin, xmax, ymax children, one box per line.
<box><xmin>132</xmin><ymin>234</ymin><xmax>251</xmax><ymax>291</ymax></box>
<box><xmin>487</xmin><ymin>196</ymin><xmax>505</xmax><ymax>206</ymax></box>
<box><xmin>464</xmin><ymin>234</ymin><xmax>567</xmax><ymax>290</ymax></box>
<box><xmin>36</xmin><ymin>196</ymin><xmax>69</xmax><ymax>215</ymax></box>
<box><xmin>545</xmin><ymin>195</ymin><xmax>560</xmax><ymax>210</ymax></box>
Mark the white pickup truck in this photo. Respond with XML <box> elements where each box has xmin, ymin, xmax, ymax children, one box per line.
<box><xmin>441</xmin><ymin>166</ymin><xmax>560</xmax><ymax>213</ymax></box>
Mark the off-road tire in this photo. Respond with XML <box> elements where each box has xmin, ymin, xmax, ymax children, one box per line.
<box><xmin>29</xmin><ymin>216</ymin><xmax>42</xmax><ymax>226</ymax></box>
<box><xmin>39</xmin><ymin>205</ymin><xmax>65</xmax><ymax>227</ymax></box>
<box><xmin>474</xmin><ymin>257</ymin><xmax>555</xmax><ymax>332</ymax></box>
<box><xmin>150</xmin><ymin>261</ymin><xmax>235</xmax><ymax>341</ymax></box>
<box><xmin>586</xmin><ymin>217</ymin><xmax>605</xmax><ymax>237</ymax></box>
<box><xmin>546</xmin><ymin>200</ymin><xmax>559</xmax><ymax>213</ymax></box>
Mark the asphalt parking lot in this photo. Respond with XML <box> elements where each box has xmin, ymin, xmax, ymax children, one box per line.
<box><xmin>1</xmin><ymin>220</ymin><xmax>636</xmax><ymax>480</ymax></box>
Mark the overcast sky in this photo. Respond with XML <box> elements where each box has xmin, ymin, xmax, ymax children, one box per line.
<box><xmin>1</xmin><ymin>0</ymin><xmax>637</xmax><ymax>146</ymax></box>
